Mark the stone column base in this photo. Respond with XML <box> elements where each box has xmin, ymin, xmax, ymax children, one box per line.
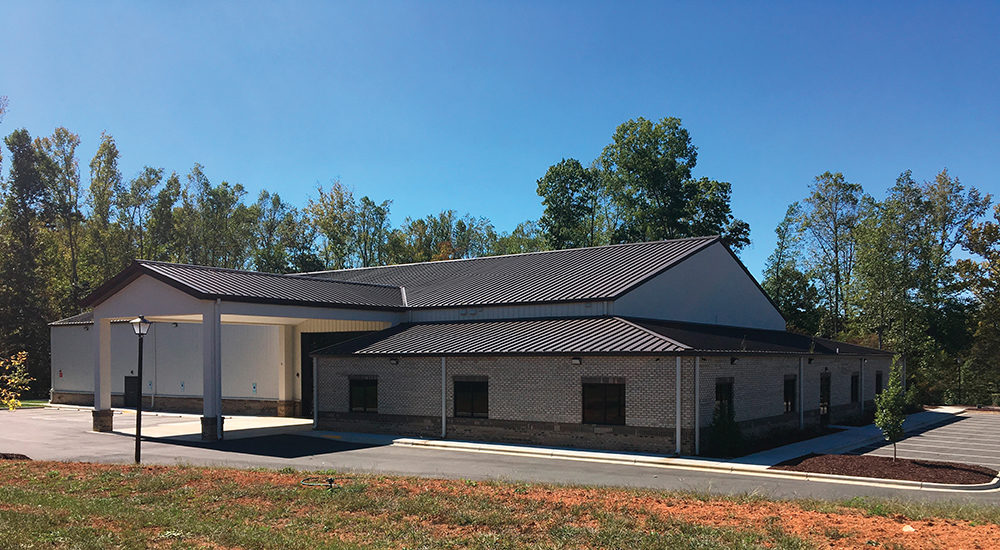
<box><xmin>201</xmin><ymin>416</ymin><xmax>223</xmax><ymax>441</ymax></box>
<box><xmin>276</xmin><ymin>400</ymin><xmax>299</xmax><ymax>417</ymax></box>
<box><xmin>92</xmin><ymin>410</ymin><xmax>114</xmax><ymax>432</ymax></box>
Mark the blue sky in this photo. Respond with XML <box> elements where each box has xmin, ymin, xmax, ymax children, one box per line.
<box><xmin>2</xmin><ymin>1</ymin><xmax>998</xmax><ymax>277</ymax></box>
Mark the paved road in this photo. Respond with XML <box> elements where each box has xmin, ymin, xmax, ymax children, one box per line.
<box><xmin>852</xmin><ymin>412</ymin><xmax>1000</xmax><ymax>471</ymax></box>
<box><xmin>2</xmin><ymin>407</ymin><xmax>998</xmax><ymax>505</ymax></box>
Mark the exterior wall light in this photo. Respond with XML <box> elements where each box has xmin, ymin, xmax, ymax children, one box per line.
<box><xmin>389</xmin><ymin>357</ymin><xmax>399</xmax><ymax>365</ymax></box>
<box><xmin>730</xmin><ymin>357</ymin><xmax>738</xmax><ymax>365</ymax></box>
<box><xmin>571</xmin><ymin>357</ymin><xmax>582</xmax><ymax>366</ymax></box>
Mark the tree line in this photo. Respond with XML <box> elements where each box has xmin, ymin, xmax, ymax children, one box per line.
<box><xmin>1</xmin><ymin>98</ymin><xmax>996</xmax><ymax>407</ymax></box>
<box><xmin>761</xmin><ymin>170</ymin><xmax>997</xmax><ymax>405</ymax></box>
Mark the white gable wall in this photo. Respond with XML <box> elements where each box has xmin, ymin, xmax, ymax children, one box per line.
<box><xmin>613</xmin><ymin>242</ymin><xmax>785</xmax><ymax>330</ymax></box>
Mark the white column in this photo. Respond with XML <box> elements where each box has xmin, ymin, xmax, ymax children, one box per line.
<box><xmin>277</xmin><ymin>325</ymin><xmax>296</xmax><ymax>415</ymax></box>
<box><xmin>94</xmin><ymin>318</ymin><xmax>112</xmax><ymax>410</ymax></box>
<box><xmin>201</xmin><ymin>300</ymin><xmax>223</xmax><ymax>440</ymax></box>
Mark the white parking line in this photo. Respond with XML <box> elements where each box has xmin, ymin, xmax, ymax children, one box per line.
<box><xmin>866</xmin><ymin>447</ymin><xmax>1000</xmax><ymax>464</ymax></box>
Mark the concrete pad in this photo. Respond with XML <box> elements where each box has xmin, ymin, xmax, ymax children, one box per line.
<box><xmin>117</xmin><ymin>415</ymin><xmax>312</xmax><ymax>440</ymax></box>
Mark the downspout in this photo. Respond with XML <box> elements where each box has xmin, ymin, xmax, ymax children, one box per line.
<box><xmin>675</xmin><ymin>356</ymin><xmax>681</xmax><ymax>455</ymax></box>
<box><xmin>215</xmin><ymin>299</ymin><xmax>223</xmax><ymax>440</ymax></box>
<box><xmin>798</xmin><ymin>357</ymin><xmax>804</xmax><ymax>430</ymax></box>
<box><xmin>859</xmin><ymin>358</ymin><xmax>865</xmax><ymax>418</ymax></box>
<box><xmin>694</xmin><ymin>356</ymin><xmax>701</xmax><ymax>456</ymax></box>
<box><xmin>312</xmin><ymin>356</ymin><xmax>318</xmax><ymax>429</ymax></box>
<box><xmin>441</xmin><ymin>356</ymin><xmax>447</xmax><ymax>438</ymax></box>
<box><xmin>151</xmin><ymin>324</ymin><xmax>156</xmax><ymax>410</ymax></box>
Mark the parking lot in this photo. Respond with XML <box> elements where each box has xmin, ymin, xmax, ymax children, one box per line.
<box><xmin>852</xmin><ymin>411</ymin><xmax>1000</xmax><ymax>471</ymax></box>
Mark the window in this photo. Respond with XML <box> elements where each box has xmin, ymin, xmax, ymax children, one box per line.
<box><xmin>875</xmin><ymin>371</ymin><xmax>883</xmax><ymax>395</ymax></box>
<box><xmin>715</xmin><ymin>378</ymin><xmax>734</xmax><ymax>418</ymax></box>
<box><xmin>349</xmin><ymin>378</ymin><xmax>377</xmax><ymax>413</ymax></box>
<box><xmin>582</xmin><ymin>383</ymin><xmax>625</xmax><ymax>425</ymax></box>
<box><xmin>454</xmin><ymin>380</ymin><xmax>488</xmax><ymax>418</ymax></box>
<box><xmin>783</xmin><ymin>375</ymin><xmax>796</xmax><ymax>413</ymax></box>
<box><xmin>851</xmin><ymin>372</ymin><xmax>860</xmax><ymax>403</ymax></box>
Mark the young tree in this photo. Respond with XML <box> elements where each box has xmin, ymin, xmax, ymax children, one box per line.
<box><xmin>0</xmin><ymin>351</ymin><xmax>32</xmax><ymax>410</ymax></box>
<box><xmin>874</xmin><ymin>358</ymin><xmax>907</xmax><ymax>461</ymax></box>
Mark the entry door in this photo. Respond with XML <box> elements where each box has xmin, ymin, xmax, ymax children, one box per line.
<box><xmin>124</xmin><ymin>376</ymin><xmax>139</xmax><ymax>408</ymax></box>
<box><xmin>819</xmin><ymin>372</ymin><xmax>831</xmax><ymax>426</ymax></box>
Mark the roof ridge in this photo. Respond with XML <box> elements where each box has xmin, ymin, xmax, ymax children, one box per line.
<box><xmin>135</xmin><ymin>259</ymin><xmax>403</xmax><ymax>291</ymax></box>
<box><xmin>299</xmin><ymin>235</ymin><xmax>721</xmax><ymax>276</ymax></box>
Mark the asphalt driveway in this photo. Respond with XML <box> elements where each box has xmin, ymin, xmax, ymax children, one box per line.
<box><xmin>2</xmin><ymin>407</ymin><xmax>998</xmax><ymax>504</ymax></box>
<box><xmin>852</xmin><ymin>411</ymin><xmax>1000</xmax><ymax>471</ymax></box>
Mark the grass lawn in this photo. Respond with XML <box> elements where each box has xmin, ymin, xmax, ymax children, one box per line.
<box><xmin>15</xmin><ymin>400</ymin><xmax>48</xmax><ymax>409</ymax></box>
<box><xmin>0</xmin><ymin>461</ymin><xmax>997</xmax><ymax>549</ymax></box>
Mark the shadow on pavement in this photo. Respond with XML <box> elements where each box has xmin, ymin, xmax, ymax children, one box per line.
<box><xmin>148</xmin><ymin>434</ymin><xmax>382</xmax><ymax>459</ymax></box>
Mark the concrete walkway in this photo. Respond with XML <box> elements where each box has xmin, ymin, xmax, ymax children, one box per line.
<box><xmin>46</xmin><ymin>404</ymin><xmax>314</xmax><ymax>440</ymax></box>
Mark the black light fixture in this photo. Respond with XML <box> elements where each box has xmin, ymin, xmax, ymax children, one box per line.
<box><xmin>571</xmin><ymin>357</ymin><xmax>582</xmax><ymax>365</ymax></box>
<box><xmin>130</xmin><ymin>316</ymin><xmax>151</xmax><ymax>464</ymax></box>
<box><xmin>730</xmin><ymin>357</ymin><xmax>738</xmax><ymax>365</ymax></box>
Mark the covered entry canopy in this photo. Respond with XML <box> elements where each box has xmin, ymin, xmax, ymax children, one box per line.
<box><xmin>81</xmin><ymin>260</ymin><xmax>404</xmax><ymax>440</ymax></box>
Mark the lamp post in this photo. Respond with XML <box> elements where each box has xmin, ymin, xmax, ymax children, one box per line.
<box><xmin>130</xmin><ymin>316</ymin><xmax>151</xmax><ymax>464</ymax></box>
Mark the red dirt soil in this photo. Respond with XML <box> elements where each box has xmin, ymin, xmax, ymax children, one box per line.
<box><xmin>771</xmin><ymin>453</ymin><xmax>999</xmax><ymax>485</ymax></box>
<box><xmin>4</xmin><ymin>461</ymin><xmax>1000</xmax><ymax>549</ymax></box>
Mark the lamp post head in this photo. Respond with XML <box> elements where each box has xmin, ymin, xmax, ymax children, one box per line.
<box><xmin>130</xmin><ymin>316</ymin><xmax>151</xmax><ymax>336</ymax></box>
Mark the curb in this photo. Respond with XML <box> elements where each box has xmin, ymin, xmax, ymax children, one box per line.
<box><xmin>391</xmin><ymin>438</ymin><xmax>1000</xmax><ymax>492</ymax></box>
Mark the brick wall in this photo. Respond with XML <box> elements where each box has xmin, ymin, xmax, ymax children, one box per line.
<box><xmin>316</xmin><ymin>355</ymin><xmax>687</xmax><ymax>452</ymax></box>
<box><xmin>315</xmin><ymin>353</ymin><xmax>892</xmax><ymax>455</ymax></box>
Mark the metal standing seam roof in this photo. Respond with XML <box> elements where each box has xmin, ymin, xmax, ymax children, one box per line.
<box><xmin>312</xmin><ymin>317</ymin><xmax>691</xmax><ymax>356</ymax></box>
<box><xmin>311</xmin><ymin>316</ymin><xmax>891</xmax><ymax>357</ymax></box>
<box><xmin>305</xmin><ymin>236</ymin><xmax>720</xmax><ymax>308</ymax></box>
<box><xmin>633</xmin><ymin>319</ymin><xmax>892</xmax><ymax>356</ymax></box>
<box><xmin>81</xmin><ymin>260</ymin><xmax>407</xmax><ymax>310</ymax></box>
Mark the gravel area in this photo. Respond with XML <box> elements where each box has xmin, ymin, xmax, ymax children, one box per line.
<box><xmin>770</xmin><ymin>453</ymin><xmax>998</xmax><ymax>485</ymax></box>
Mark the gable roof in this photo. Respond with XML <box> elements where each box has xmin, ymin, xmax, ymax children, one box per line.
<box><xmin>81</xmin><ymin>260</ymin><xmax>406</xmax><ymax>310</ymax></box>
<box><xmin>305</xmin><ymin>236</ymin><xmax>719</xmax><ymax>308</ymax></box>
<box><xmin>312</xmin><ymin>316</ymin><xmax>891</xmax><ymax>357</ymax></box>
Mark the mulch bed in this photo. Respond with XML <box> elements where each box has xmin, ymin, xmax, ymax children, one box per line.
<box><xmin>0</xmin><ymin>453</ymin><xmax>31</xmax><ymax>460</ymax></box>
<box><xmin>770</xmin><ymin>453</ymin><xmax>998</xmax><ymax>485</ymax></box>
